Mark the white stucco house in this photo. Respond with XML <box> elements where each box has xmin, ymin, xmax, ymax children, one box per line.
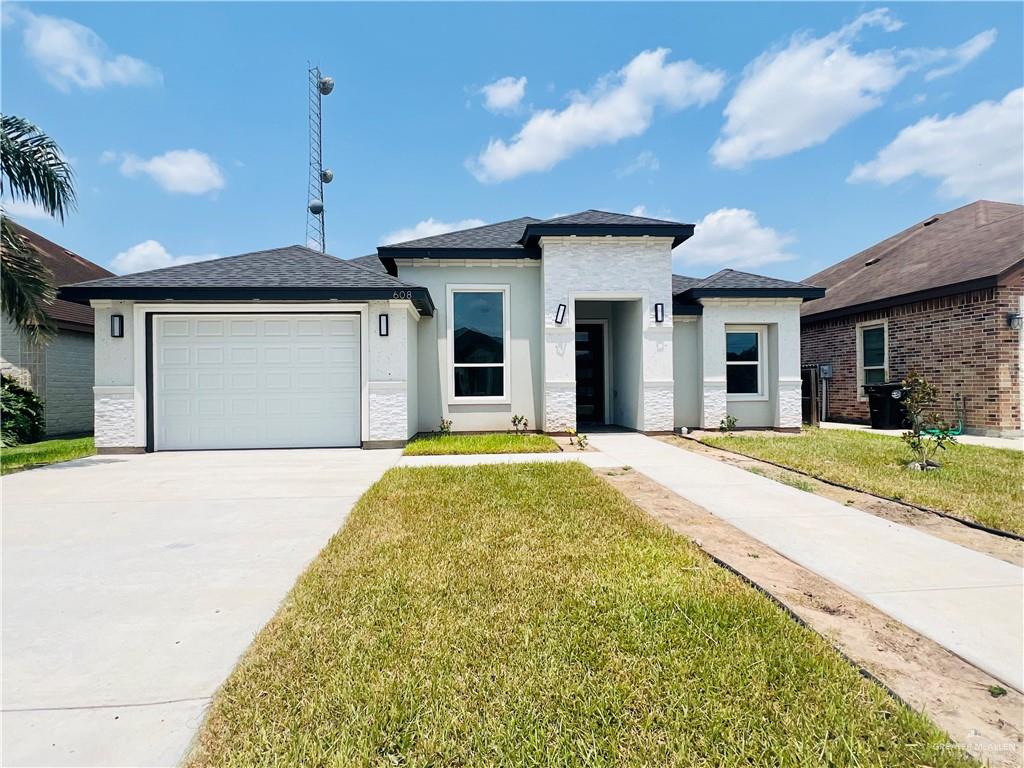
<box><xmin>59</xmin><ymin>210</ymin><xmax>823</xmax><ymax>452</ymax></box>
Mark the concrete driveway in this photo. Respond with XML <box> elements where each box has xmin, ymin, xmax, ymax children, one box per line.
<box><xmin>2</xmin><ymin>448</ymin><xmax>401</xmax><ymax>767</ymax></box>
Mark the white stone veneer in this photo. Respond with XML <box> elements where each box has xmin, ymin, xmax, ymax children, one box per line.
<box><xmin>93</xmin><ymin>387</ymin><xmax>137</xmax><ymax>448</ymax></box>
<box><xmin>368</xmin><ymin>381</ymin><xmax>408</xmax><ymax>441</ymax></box>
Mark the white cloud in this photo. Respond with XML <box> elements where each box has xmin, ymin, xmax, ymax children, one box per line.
<box><xmin>111</xmin><ymin>240</ymin><xmax>220</xmax><ymax>274</ymax></box>
<box><xmin>617</xmin><ymin>151</ymin><xmax>660</xmax><ymax>178</ymax></box>
<box><xmin>11</xmin><ymin>6</ymin><xmax>161</xmax><ymax>91</ymax></box>
<box><xmin>924</xmin><ymin>29</ymin><xmax>997</xmax><ymax>81</ymax></box>
<box><xmin>2</xmin><ymin>197</ymin><xmax>52</xmax><ymax>221</ymax></box>
<box><xmin>711</xmin><ymin>10</ymin><xmax>996</xmax><ymax>169</ymax></box>
<box><xmin>469</xmin><ymin>49</ymin><xmax>724</xmax><ymax>183</ymax></box>
<box><xmin>674</xmin><ymin>208</ymin><xmax>796</xmax><ymax>270</ymax></box>
<box><xmin>712</xmin><ymin>9</ymin><xmax>907</xmax><ymax>169</ymax></box>
<box><xmin>481</xmin><ymin>76</ymin><xmax>527</xmax><ymax>113</ymax></box>
<box><xmin>629</xmin><ymin>205</ymin><xmax>648</xmax><ymax>217</ymax></box>
<box><xmin>848</xmin><ymin>88</ymin><xmax>1024</xmax><ymax>203</ymax></box>
<box><xmin>382</xmin><ymin>217</ymin><xmax>487</xmax><ymax>245</ymax></box>
<box><xmin>118</xmin><ymin>149</ymin><xmax>225</xmax><ymax>195</ymax></box>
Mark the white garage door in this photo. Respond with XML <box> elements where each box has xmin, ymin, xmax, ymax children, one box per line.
<box><xmin>153</xmin><ymin>314</ymin><xmax>360</xmax><ymax>450</ymax></box>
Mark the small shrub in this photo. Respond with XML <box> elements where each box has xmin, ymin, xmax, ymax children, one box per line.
<box><xmin>575</xmin><ymin>433</ymin><xmax>589</xmax><ymax>451</ymax></box>
<box><xmin>438</xmin><ymin>418</ymin><xmax>453</xmax><ymax>436</ymax></box>
<box><xmin>719</xmin><ymin>414</ymin><xmax>738</xmax><ymax>433</ymax></box>
<box><xmin>0</xmin><ymin>374</ymin><xmax>44</xmax><ymax>447</ymax></box>
<box><xmin>900</xmin><ymin>371</ymin><xmax>955</xmax><ymax>470</ymax></box>
<box><xmin>511</xmin><ymin>414</ymin><xmax>529</xmax><ymax>434</ymax></box>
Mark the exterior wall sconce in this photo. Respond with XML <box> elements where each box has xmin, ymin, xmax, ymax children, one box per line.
<box><xmin>555</xmin><ymin>303</ymin><xmax>566</xmax><ymax>325</ymax></box>
<box><xmin>1008</xmin><ymin>313</ymin><xmax>1022</xmax><ymax>331</ymax></box>
<box><xmin>110</xmin><ymin>314</ymin><xmax>124</xmax><ymax>338</ymax></box>
<box><xmin>654</xmin><ymin>303</ymin><xmax>665</xmax><ymax>323</ymax></box>
<box><xmin>378</xmin><ymin>313</ymin><xmax>389</xmax><ymax>337</ymax></box>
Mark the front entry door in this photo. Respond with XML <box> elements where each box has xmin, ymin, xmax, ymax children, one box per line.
<box><xmin>575</xmin><ymin>323</ymin><xmax>605</xmax><ymax>425</ymax></box>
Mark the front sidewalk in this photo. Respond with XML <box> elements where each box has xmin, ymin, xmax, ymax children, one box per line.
<box><xmin>588</xmin><ymin>432</ymin><xmax>1024</xmax><ymax>693</ymax></box>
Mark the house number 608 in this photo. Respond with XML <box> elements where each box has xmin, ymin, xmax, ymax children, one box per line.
<box><xmin>392</xmin><ymin>290</ymin><xmax>413</xmax><ymax>299</ymax></box>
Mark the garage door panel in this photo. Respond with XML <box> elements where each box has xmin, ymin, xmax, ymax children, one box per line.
<box><xmin>154</xmin><ymin>314</ymin><xmax>361</xmax><ymax>450</ymax></box>
<box><xmin>195</xmin><ymin>319</ymin><xmax>225</xmax><ymax>336</ymax></box>
<box><xmin>229</xmin><ymin>319</ymin><xmax>257</xmax><ymax>336</ymax></box>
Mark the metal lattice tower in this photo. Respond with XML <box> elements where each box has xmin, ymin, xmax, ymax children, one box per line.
<box><xmin>306</xmin><ymin>64</ymin><xmax>334</xmax><ymax>252</ymax></box>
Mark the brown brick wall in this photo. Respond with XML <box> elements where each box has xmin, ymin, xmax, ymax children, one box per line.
<box><xmin>801</xmin><ymin>280</ymin><xmax>1022</xmax><ymax>436</ymax></box>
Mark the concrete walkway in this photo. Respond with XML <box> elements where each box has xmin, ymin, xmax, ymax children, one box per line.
<box><xmin>398</xmin><ymin>451</ymin><xmax>619</xmax><ymax>468</ymax></box>
<box><xmin>820</xmin><ymin>421</ymin><xmax>1023</xmax><ymax>451</ymax></box>
<box><xmin>2</xmin><ymin>448</ymin><xmax>401</xmax><ymax>767</ymax></box>
<box><xmin>588</xmin><ymin>433</ymin><xmax>1024</xmax><ymax>692</ymax></box>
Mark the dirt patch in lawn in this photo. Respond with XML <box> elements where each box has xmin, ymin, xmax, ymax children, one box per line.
<box><xmin>659</xmin><ymin>435</ymin><xmax>1023</xmax><ymax>567</ymax></box>
<box><xmin>598</xmin><ymin>466</ymin><xmax>1024</xmax><ymax>767</ymax></box>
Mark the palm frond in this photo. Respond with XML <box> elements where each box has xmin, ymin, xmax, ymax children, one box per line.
<box><xmin>0</xmin><ymin>115</ymin><xmax>77</xmax><ymax>222</ymax></box>
<box><xmin>1</xmin><ymin>215</ymin><xmax>55</xmax><ymax>343</ymax></box>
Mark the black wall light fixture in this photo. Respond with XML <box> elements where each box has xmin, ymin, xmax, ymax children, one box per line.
<box><xmin>1008</xmin><ymin>313</ymin><xmax>1022</xmax><ymax>331</ymax></box>
<box><xmin>654</xmin><ymin>303</ymin><xmax>665</xmax><ymax>323</ymax></box>
<box><xmin>555</xmin><ymin>303</ymin><xmax>567</xmax><ymax>324</ymax></box>
<box><xmin>110</xmin><ymin>314</ymin><xmax>124</xmax><ymax>338</ymax></box>
<box><xmin>379</xmin><ymin>313</ymin><xmax>389</xmax><ymax>337</ymax></box>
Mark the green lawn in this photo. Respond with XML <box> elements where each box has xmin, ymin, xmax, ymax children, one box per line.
<box><xmin>0</xmin><ymin>436</ymin><xmax>95</xmax><ymax>474</ymax></box>
<box><xmin>403</xmin><ymin>432</ymin><xmax>560</xmax><ymax>455</ymax></box>
<box><xmin>702</xmin><ymin>428</ymin><xmax>1024</xmax><ymax>535</ymax></box>
<box><xmin>188</xmin><ymin>463</ymin><xmax>971</xmax><ymax>768</ymax></box>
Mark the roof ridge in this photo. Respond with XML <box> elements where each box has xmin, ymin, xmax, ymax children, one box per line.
<box><xmin>381</xmin><ymin>216</ymin><xmax>540</xmax><ymax>247</ymax></box>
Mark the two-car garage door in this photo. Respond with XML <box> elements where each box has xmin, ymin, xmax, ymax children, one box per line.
<box><xmin>153</xmin><ymin>314</ymin><xmax>360</xmax><ymax>450</ymax></box>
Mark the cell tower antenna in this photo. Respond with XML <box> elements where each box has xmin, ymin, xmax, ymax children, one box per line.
<box><xmin>306</xmin><ymin>64</ymin><xmax>334</xmax><ymax>253</ymax></box>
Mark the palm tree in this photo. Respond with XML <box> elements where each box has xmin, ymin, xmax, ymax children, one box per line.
<box><xmin>1</xmin><ymin>115</ymin><xmax>77</xmax><ymax>341</ymax></box>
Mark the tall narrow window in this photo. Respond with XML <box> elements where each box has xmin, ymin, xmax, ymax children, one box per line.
<box><xmin>860</xmin><ymin>323</ymin><xmax>887</xmax><ymax>386</ymax></box>
<box><xmin>726</xmin><ymin>327</ymin><xmax>763</xmax><ymax>397</ymax></box>
<box><xmin>450</xmin><ymin>288</ymin><xmax>507</xmax><ymax>399</ymax></box>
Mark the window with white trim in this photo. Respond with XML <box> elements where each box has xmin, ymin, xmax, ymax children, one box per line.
<box><xmin>448</xmin><ymin>286</ymin><xmax>509</xmax><ymax>401</ymax></box>
<box><xmin>725</xmin><ymin>326</ymin><xmax>764</xmax><ymax>398</ymax></box>
<box><xmin>859</xmin><ymin>322</ymin><xmax>887</xmax><ymax>387</ymax></box>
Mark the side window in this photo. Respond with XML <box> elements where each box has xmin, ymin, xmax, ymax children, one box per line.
<box><xmin>725</xmin><ymin>327</ymin><xmax>763</xmax><ymax>396</ymax></box>
<box><xmin>860</xmin><ymin>324</ymin><xmax>887</xmax><ymax>385</ymax></box>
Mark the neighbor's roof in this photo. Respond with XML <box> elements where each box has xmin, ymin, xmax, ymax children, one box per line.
<box><xmin>9</xmin><ymin>221</ymin><xmax>113</xmax><ymax>330</ymax></box>
<box><xmin>671</xmin><ymin>269</ymin><xmax>824</xmax><ymax>314</ymax></box>
<box><xmin>801</xmin><ymin>200</ymin><xmax>1024</xmax><ymax>321</ymax></box>
<box><xmin>60</xmin><ymin>245</ymin><xmax>435</xmax><ymax>315</ymax></box>
<box><xmin>377</xmin><ymin>210</ymin><xmax>694</xmax><ymax>261</ymax></box>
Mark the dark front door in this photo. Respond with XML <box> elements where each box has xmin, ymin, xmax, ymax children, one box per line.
<box><xmin>575</xmin><ymin>324</ymin><xmax>605</xmax><ymax>425</ymax></box>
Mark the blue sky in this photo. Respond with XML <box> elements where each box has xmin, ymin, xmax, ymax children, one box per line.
<box><xmin>2</xmin><ymin>2</ymin><xmax>1021</xmax><ymax>281</ymax></box>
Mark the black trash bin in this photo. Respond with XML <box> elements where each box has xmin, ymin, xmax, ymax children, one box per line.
<box><xmin>863</xmin><ymin>382</ymin><xmax>908</xmax><ymax>429</ymax></box>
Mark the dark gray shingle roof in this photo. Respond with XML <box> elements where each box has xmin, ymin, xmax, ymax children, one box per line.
<box><xmin>381</xmin><ymin>217</ymin><xmax>540</xmax><ymax>250</ymax></box>
<box><xmin>671</xmin><ymin>274</ymin><xmax>703</xmax><ymax>293</ymax></box>
<box><xmin>349</xmin><ymin>253</ymin><xmax>388</xmax><ymax>273</ymax></box>
<box><xmin>671</xmin><ymin>269</ymin><xmax>824</xmax><ymax>313</ymax></box>
<box><xmin>60</xmin><ymin>245</ymin><xmax>435</xmax><ymax>315</ymax></box>
<box><xmin>378</xmin><ymin>210</ymin><xmax>694</xmax><ymax>253</ymax></box>
<box><xmin>543</xmin><ymin>209</ymin><xmax>683</xmax><ymax>227</ymax></box>
<box><xmin>802</xmin><ymin>200</ymin><xmax>1023</xmax><ymax>320</ymax></box>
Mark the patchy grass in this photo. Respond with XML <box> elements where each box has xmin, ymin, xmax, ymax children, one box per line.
<box><xmin>404</xmin><ymin>432</ymin><xmax>560</xmax><ymax>455</ymax></box>
<box><xmin>188</xmin><ymin>463</ymin><xmax>972</xmax><ymax>768</ymax></box>
<box><xmin>704</xmin><ymin>428</ymin><xmax>1024</xmax><ymax>535</ymax></box>
<box><xmin>0</xmin><ymin>436</ymin><xmax>94</xmax><ymax>474</ymax></box>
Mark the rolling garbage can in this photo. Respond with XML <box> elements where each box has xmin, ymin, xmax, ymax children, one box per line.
<box><xmin>863</xmin><ymin>382</ymin><xmax>908</xmax><ymax>429</ymax></box>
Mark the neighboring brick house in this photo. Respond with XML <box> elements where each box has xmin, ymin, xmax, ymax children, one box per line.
<box><xmin>801</xmin><ymin>200</ymin><xmax>1023</xmax><ymax>438</ymax></box>
<box><xmin>0</xmin><ymin>222</ymin><xmax>113</xmax><ymax>436</ymax></box>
